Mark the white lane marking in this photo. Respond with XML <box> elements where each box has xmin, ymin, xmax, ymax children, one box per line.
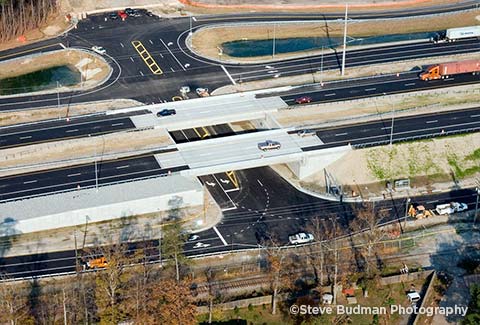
<box><xmin>111</xmin><ymin>123</ymin><xmax>124</xmax><ymax>127</ymax></box>
<box><xmin>159</xmin><ymin>53</ymin><xmax>164</xmax><ymax>58</ymax></box>
<box><xmin>381</xmin><ymin>126</ymin><xmax>392</xmax><ymax>130</ymax></box>
<box><xmin>225</xmin><ymin>188</ymin><xmax>240</xmax><ymax>193</ymax></box>
<box><xmin>68</xmin><ymin>173</ymin><xmax>81</xmax><ymax>177</ymax></box>
<box><xmin>130</xmin><ymin>57</ymin><xmax>134</xmax><ymax>62</ymax></box>
<box><xmin>170</xmin><ymin>67</ymin><xmax>175</xmax><ymax>72</ymax></box>
<box><xmin>59</xmin><ymin>43</ymin><xmax>66</xmax><ymax>49</ymax></box>
<box><xmin>159</xmin><ymin>38</ymin><xmax>185</xmax><ymax>71</ymax></box>
<box><xmin>324</xmin><ymin>93</ymin><xmax>336</xmax><ymax>97</ymax></box>
<box><xmin>149</xmin><ymin>39</ymin><xmax>153</xmax><ymax>44</ymax></box>
<box><xmin>213</xmin><ymin>226</ymin><xmax>228</xmax><ymax>246</ymax></box>
<box><xmin>443</xmin><ymin>77</ymin><xmax>455</xmax><ymax>81</ymax></box>
<box><xmin>65</xmin><ymin>129</ymin><xmax>79</xmax><ymax>133</ymax></box>
<box><xmin>426</xmin><ymin>200</ymin><xmax>438</xmax><ymax>204</ymax></box>
<box><xmin>257</xmin><ymin>179</ymin><xmax>263</xmax><ymax>187</ymax></box>
<box><xmin>221</xmin><ymin>206</ymin><xmax>237</xmax><ymax>212</ymax></box>
<box><xmin>139</xmin><ymin>70</ymin><xmax>144</xmax><ymax>76</ymax></box>
<box><xmin>120</xmin><ymin>42</ymin><xmax>124</xmax><ymax>48</ymax></box>
<box><xmin>116</xmin><ymin>165</ymin><xmax>130</xmax><ymax>169</ymax></box>
<box><xmin>221</xmin><ymin>65</ymin><xmax>236</xmax><ymax>85</ymax></box>
<box><xmin>471</xmin><ymin>114</ymin><xmax>480</xmax><ymax>118</ymax></box>
<box><xmin>365</xmin><ymin>87</ymin><xmax>376</xmax><ymax>91</ymax></box>
<box><xmin>404</xmin><ymin>82</ymin><xmax>415</xmax><ymax>86</ymax></box>
<box><xmin>19</xmin><ymin>136</ymin><xmax>32</xmax><ymax>139</ymax></box>
<box><xmin>335</xmin><ymin>132</ymin><xmax>348</xmax><ymax>136</ymax></box>
<box><xmin>426</xmin><ymin>120</ymin><xmax>438</xmax><ymax>124</ymax></box>
<box><xmin>23</xmin><ymin>180</ymin><xmax>37</xmax><ymax>184</ymax></box>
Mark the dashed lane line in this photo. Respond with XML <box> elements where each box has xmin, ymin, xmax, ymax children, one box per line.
<box><xmin>159</xmin><ymin>38</ymin><xmax>185</xmax><ymax>71</ymax></box>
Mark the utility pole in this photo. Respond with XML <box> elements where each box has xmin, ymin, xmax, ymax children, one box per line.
<box><xmin>390</xmin><ymin>99</ymin><xmax>395</xmax><ymax>148</ymax></box>
<box><xmin>272</xmin><ymin>23</ymin><xmax>276</xmax><ymax>58</ymax></box>
<box><xmin>341</xmin><ymin>3</ymin><xmax>348</xmax><ymax>76</ymax></box>
<box><xmin>331</xmin><ymin>217</ymin><xmax>338</xmax><ymax>305</ymax></box>
<box><xmin>404</xmin><ymin>197</ymin><xmax>411</xmax><ymax>230</ymax></box>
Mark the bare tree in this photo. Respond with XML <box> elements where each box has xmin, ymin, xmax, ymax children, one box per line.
<box><xmin>0</xmin><ymin>274</ymin><xmax>33</xmax><ymax>324</ymax></box>
<box><xmin>351</xmin><ymin>202</ymin><xmax>388</xmax><ymax>276</ymax></box>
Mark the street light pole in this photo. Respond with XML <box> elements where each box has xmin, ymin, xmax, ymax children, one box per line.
<box><xmin>341</xmin><ymin>3</ymin><xmax>348</xmax><ymax>76</ymax></box>
<box><xmin>272</xmin><ymin>23</ymin><xmax>276</xmax><ymax>58</ymax></box>
<box><xmin>320</xmin><ymin>46</ymin><xmax>324</xmax><ymax>86</ymax></box>
<box><xmin>474</xmin><ymin>187</ymin><xmax>479</xmax><ymax>226</ymax></box>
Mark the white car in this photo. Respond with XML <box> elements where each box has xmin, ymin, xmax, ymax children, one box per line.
<box><xmin>193</xmin><ymin>242</ymin><xmax>210</xmax><ymax>249</ymax></box>
<box><xmin>289</xmin><ymin>232</ymin><xmax>314</xmax><ymax>245</ymax></box>
<box><xmin>435</xmin><ymin>202</ymin><xmax>468</xmax><ymax>215</ymax></box>
<box><xmin>258</xmin><ymin>140</ymin><xmax>281</xmax><ymax>151</ymax></box>
<box><xmin>407</xmin><ymin>291</ymin><xmax>421</xmax><ymax>305</ymax></box>
<box><xmin>297</xmin><ymin>129</ymin><xmax>316</xmax><ymax>137</ymax></box>
<box><xmin>91</xmin><ymin>46</ymin><xmax>106</xmax><ymax>55</ymax></box>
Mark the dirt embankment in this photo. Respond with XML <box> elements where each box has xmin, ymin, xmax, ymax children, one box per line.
<box><xmin>0</xmin><ymin>48</ymin><xmax>111</xmax><ymax>96</ymax></box>
<box><xmin>191</xmin><ymin>10</ymin><xmax>480</xmax><ymax>63</ymax></box>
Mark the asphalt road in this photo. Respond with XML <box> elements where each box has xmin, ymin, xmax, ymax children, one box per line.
<box><xmin>1</xmin><ymin>107</ymin><xmax>479</xmax><ymax>201</ymax></box>
<box><xmin>2</xmin><ymin>8</ymin><xmax>480</xmax><ymax>110</ymax></box>
<box><xmin>0</xmin><ymin>152</ymin><xmax>186</xmax><ymax>202</ymax></box>
<box><xmin>0</xmin><ymin>166</ymin><xmax>477</xmax><ymax>279</ymax></box>
<box><xmin>0</xmin><ymin>111</ymin><xmax>148</xmax><ymax>148</ymax></box>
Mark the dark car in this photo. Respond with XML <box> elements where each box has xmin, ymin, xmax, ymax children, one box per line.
<box><xmin>109</xmin><ymin>12</ymin><xmax>118</xmax><ymax>20</ymax></box>
<box><xmin>295</xmin><ymin>96</ymin><xmax>312</xmax><ymax>104</ymax></box>
<box><xmin>157</xmin><ymin>109</ymin><xmax>176</xmax><ymax>117</ymax></box>
<box><xmin>125</xmin><ymin>8</ymin><xmax>135</xmax><ymax>15</ymax></box>
<box><xmin>146</xmin><ymin>11</ymin><xmax>154</xmax><ymax>17</ymax></box>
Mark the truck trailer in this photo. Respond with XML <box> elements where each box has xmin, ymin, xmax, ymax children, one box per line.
<box><xmin>419</xmin><ymin>59</ymin><xmax>480</xmax><ymax>81</ymax></box>
<box><xmin>432</xmin><ymin>26</ymin><xmax>480</xmax><ymax>43</ymax></box>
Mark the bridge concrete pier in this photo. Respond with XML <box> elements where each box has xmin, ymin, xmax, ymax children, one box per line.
<box><xmin>287</xmin><ymin>145</ymin><xmax>351</xmax><ymax>180</ymax></box>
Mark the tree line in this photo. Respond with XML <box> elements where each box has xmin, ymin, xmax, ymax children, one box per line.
<box><xmin>0</xmin><ymin>0</ymin><xmax>58</xmax><ymax>43</ymax></box>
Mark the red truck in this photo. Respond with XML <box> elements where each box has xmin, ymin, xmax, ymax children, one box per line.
<box><xmin>419</xmin><ymin>59</ymin><xmax>480</xmax><ymax>81</ymax></box>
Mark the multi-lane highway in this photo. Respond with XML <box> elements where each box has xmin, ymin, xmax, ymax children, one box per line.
<box><xmin>0</xmin><ymin>110</ymin><xmax>148</xmax><ymax>148</ymax></box>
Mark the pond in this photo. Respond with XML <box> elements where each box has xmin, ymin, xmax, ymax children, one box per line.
<box><xmin>0</xmin><ymin>65</ymin><xmax>81</xmax><ymax>95</ymax></box>
<box><xmin>221</xmin><ymin>31</ymin><xmax>438</xmax><ymax>58</ymax></box>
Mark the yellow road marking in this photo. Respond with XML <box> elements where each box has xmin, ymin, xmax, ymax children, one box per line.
<box><xmin>226</xmin><ymin>171</ymin><xmax>239</xmax><ymax>189</ymax></box>
<box><xmin>0</xmin><ymin>43</ymin><xmax>62</xmax><ymax>60</ymax></box>
<box><xmin>193</xmin><ymin>127</ymin><xmax>209</xmax><ymax>139</ymax></box>
<box><xmin>131</xmin><ymin>40</ymin><xmax>163</xmax><ymax>75</ymax></box>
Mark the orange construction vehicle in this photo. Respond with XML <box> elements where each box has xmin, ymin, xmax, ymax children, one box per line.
<box><xmin>86</xmin><ymin>257</ymin><xmax>108</xmax><ymax>269</ymax></box>
<box><xmin>419</xmin><ymin>59</ymin><xmax>480</xmax><ymax>81</ymax></box>
<box><xmin>408</xmin><ymin>204</ymin><xmax>433</xmax><ymax>219</ymax></box>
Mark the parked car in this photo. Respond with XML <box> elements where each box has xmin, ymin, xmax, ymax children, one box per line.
<box><xmin>156</xmin><ymin>109</ymin><xmax>176</xmax><ymax>117</ymax></box>
<box><xmin>295</xmin><ymin>96</ymin><xmax>312</xmax><ymax>104</ymax></box>
<box><xmin>91</xmin><ymin>46</ymin><xmax>106</xmax><ymax>55</ymax></box>
<box><xmin>146</xmin><ymin>11</ymin><xmax>155</xmax><ymax>17</ymax></box>
<box><xmin>125</xmin><ymin>8</ymin><xmax>135</xmax><ymax>15</ymax></box>
<box><xmin>297</xmin><ymin>129</ymin><xmax>316</xmax><ymax>137</ymax></box>
<box><xmin>118</xmin><ymin>10</ymin><xmax>128</xmax><ymax>20</ymax></box>
<box><xmin>109</xmin><ymin>12</ymin><xmax>118</xmax><ymax>20</ymax></box>
<box><xmin>289</xmin><ymin>232</ymin><xmax>314</xmax><ymax>245</ymax></box>
<box><xmin>258</xmin><ymin>140</ymin><xmax>281</xmax><ymax>151</ymax></box>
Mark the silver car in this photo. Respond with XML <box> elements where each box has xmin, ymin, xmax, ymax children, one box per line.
<box><xmin>258</xmin><ymin>140</ymin><xmax>281</xmax><ymax>151</ymax></box>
